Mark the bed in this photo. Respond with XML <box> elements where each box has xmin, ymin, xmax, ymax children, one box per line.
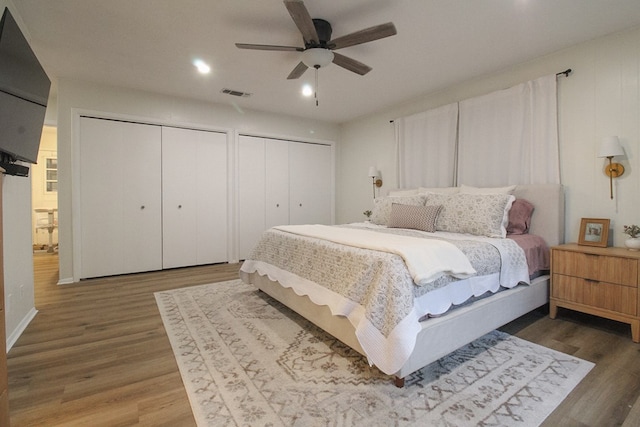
<box><xmin>240</xmin><ymin>184</ymin><xmax>564</xmax><ymax>387</ymax></box>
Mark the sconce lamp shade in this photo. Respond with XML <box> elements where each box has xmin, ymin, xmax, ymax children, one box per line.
<box><xmin>368</xmin><ymin>166</ymin><xmax>378</xmax><ymax>178</ymax></box>
<box><xmin>598</xmin><ymin>136</ymin><xmax>624</xmax><ymax>158</ymax></box>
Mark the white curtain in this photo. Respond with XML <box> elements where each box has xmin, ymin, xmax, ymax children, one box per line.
<box><xmin>394</xmin><ymin>102</ymin><xmax>458</xmax><ymax>188</ymax></box>
<box><xmin>457</xmin><ymin>74</ymin><xmax>559</xmax><ymax>186</ymax></box>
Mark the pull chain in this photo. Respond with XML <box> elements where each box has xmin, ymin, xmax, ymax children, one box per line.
<box><xmin>314</xmin><ymin>65</ymin><xmax>319</xmax><ymax>107</ymax></box>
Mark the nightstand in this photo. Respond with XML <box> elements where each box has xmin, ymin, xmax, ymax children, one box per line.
<box><xmin>550</xmin><ymin>243</ymin><xmax>640</xmax><ymax>342</ymax></box>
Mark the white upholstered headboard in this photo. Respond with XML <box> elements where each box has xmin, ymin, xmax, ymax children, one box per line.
<box><xmin>513</xmin><ymin>184</ymin><xmax>564</xmax><ymax>247</ymax></box>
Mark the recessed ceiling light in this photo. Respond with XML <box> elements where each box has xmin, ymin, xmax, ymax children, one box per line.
<box><xmin>193</xmin><ymin>59</ymin><xmax>211</xmax><ymax>74</ymax></box>
<box><xmin>302</xmin><ymin>84</ymin><xmax>313</xmax><ymax>97</ymax></box>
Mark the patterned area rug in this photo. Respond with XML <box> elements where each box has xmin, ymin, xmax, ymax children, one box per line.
<box><xmin>155</xmin><ymin>279</ymin><xmax>593</xmax><ymax>427</ymax></box>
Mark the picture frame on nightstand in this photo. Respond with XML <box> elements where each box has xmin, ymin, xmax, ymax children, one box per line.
<box><xmin>578</xmin><ymin>217</ymin><xmax>610</xmax><ymax>247</ymax></box>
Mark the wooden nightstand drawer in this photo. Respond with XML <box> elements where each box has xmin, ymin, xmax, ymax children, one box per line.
<box><xmin>552</xmin><ymin>274</ymin><xmax>638</xmax><ymax>316</ymax></box>
<box><xmin>552</xmin><ymin>250</ymin><xmax>638</xmax><ymax>286</ymax></box>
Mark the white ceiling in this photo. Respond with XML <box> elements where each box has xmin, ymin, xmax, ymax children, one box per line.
<box><xmin>11</xmin><ymin>0</ymin><xmax>640</xmax><ymax>124</ymax></box>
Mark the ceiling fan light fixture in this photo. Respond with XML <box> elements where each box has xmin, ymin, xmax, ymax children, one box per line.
<box><xmin>302</xmin><ymin>48</ymin><xmax>334</xmax><ymax>68</ymax></box>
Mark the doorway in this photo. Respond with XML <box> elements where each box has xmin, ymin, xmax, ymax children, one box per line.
<box><xmin>31</xmin><ymin>125</ymin><xmax>58</xmax><ymax>253</ymax></box>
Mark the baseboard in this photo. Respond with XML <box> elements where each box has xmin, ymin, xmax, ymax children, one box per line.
<box><xmin>57</xmin><ymin>277</ymin><xmax>74</xmax><ymax>285</ymax></box>
<box><xmin>6</xmin><ymin>307</ymin><xmax>38</xmax><ymax>352</ymax></box>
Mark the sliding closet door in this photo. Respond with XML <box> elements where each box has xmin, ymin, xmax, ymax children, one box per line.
<box><xmin>238</xmin><ymin>136</ymin><xmax>266</xmax><ymax>260</ymax></box>
<box><xmin>265</xmin><ymin>139</ymin><xmax>289</xmax><ymax>228</ymax></box>
<box><xmin>238</xmin><ymin>136</ymin><xmax>289</xmax><ymax>259</ymax></box>
<box><xmin>79</xmin><ymin>117</ymin><xmax>162</xmax><ymax>278</ymax></box>
<box><xmin>237</xmin><ymin>136</ymin><xmax>332</xmax><ymax>259</ymax></box>
<box><xmin>162</xmin><ymin>127</ymin><xmax>227</xmax><ymax>269</ymax></box>
<box><xmin>289</xmin><ymin>142</ymin><xmax>331</xmax><ymax>225</ymax></box>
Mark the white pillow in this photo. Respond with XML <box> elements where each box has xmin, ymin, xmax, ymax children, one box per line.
<box><xmin>370</xmin><ymin>195</ymin><xmax>426</xmax><ymax>225</ymax></box>
<box><xmin>459</xmin><ymin>184</ymin><xmax>516</xmax><ymax>195</ymax></box>
<box><xmin>418</xmin><ymin>186</ymin><xmax>459</xmax><ymax>194</ymax></box>
<box><xmin>424</xmin><ymin>192</ymin><xmax>515</xmax><ymax>238</ymax></box>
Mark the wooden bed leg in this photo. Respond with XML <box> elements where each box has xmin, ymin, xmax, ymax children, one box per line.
<box><xmin>394</xmin><ymin>376</ymin><xmax>405</xmax><ymax>388</ymax></box>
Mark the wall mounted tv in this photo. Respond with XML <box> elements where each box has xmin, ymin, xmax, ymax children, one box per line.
<box><xmin>0</xmin><ymin>7</ymin><xmax>50</xmax><ymax>177</ymax></box>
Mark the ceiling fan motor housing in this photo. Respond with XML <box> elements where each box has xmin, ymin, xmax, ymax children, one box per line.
<box><xmin>310</xmin><ymin>19</ymin><xmax>332</xmax><ymax>47</ymax></box>
<box><xmin>301</xmin><ymin>19</ymin><xmax>334</xmax><ymax>69</ymax></box>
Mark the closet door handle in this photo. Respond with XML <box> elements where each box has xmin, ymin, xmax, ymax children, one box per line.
<box><xmin>178</xmin><ymin>205</ymin><xmax>182</xmax><ymax>209</ymax></box>
<box><xmin>140</xmin><ymin>205</ymin><xmax>145</xmax><ymax>210</ymax></box>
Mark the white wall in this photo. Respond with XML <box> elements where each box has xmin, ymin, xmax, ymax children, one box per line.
<box><xmin>338</xmin><ymin>26</ymin><xmax>640</xmax><ymax>247</ymax></box>
<box><xmin>56</xmin><ymin>78</ymin><xmax>340</xmax><ymax>283</ymax></box>
<box><xmin>2</xmin><ymin>173</ymin><xmax>37</xmax><ymax>349</ymax></box>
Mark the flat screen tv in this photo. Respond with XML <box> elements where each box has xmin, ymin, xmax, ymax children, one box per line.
<box><xmin>0</xmin><ymin>7</ymin><xmax>50</xmax><ymax>177</ymax></box>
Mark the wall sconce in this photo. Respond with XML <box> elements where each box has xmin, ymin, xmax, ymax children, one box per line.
<box><xmin>368</xmin><ymin>166</ymin><xmax>383</xmax><ymax>198</ymax></box>
<box><xmin>597</xmin><ymin>136</ymin><xmax>625</xmax><ymax>199</ymax></box>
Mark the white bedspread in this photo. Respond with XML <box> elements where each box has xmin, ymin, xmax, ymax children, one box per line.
<box><xmin>274</xmin><ymin>224</ymin><xmax>476</xmax><ymax>285</ymax></box>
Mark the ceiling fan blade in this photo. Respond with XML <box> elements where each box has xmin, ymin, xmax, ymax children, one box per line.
<box><xmin>284</xmin><ymin>0</ymin><xmax>318</xmax><ymax>45</ymax></box>
<box><xmin>332</xmin><ymin>52</ymin><xmax>372</xmax><ymax>76</ymax></box>
<box><xmin>235</xmin><ymin>43</ymin><xmax>302</xmax><ymax>52</ymax></box>
<box><xmin>287</xmin><ymin>61</ymin><xmax>308</xmax><ymax>79</ymax></box>
<box><xmin>329</xmin><ymin>22</ymin><xmax>397</xmax><ymax>50</ymax></box>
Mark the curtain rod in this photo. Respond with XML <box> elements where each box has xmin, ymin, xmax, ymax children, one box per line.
<box><xmin>390</xmin><ymin>69</ymin><xmax>573</xmax><ymax>123</ymax></box>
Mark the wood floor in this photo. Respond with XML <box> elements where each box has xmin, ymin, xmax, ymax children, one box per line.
<box><xmin>6</xmin><ymin>254</ymin><xmax>640</xmax><ymax>426</ymax></box>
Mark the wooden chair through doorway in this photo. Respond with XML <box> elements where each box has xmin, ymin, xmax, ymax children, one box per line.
<box><xmin>34</xmin><ymin>208</ymin><xmax>58</xmax><ymax>253</ymax></box>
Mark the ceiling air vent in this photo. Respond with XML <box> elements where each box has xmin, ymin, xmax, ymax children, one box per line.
<box><xmin>221</xmin><ymin>88</ymin><xmax>251</xmax><ymax>97</ymax></box>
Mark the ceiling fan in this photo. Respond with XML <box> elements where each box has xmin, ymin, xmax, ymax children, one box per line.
<box><xmin>235</xmin><ymin>0</ymin><xmax>397</xmax><ymax>80</ymax></box>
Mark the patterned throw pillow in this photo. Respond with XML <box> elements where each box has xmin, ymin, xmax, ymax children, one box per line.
<box><xmin>424</xmin><ymin>192</ymin><xmax>516</xmax><ymax>238</ymax></box>
<box><xmin>370</xmin><ymin>195</ymin><xmax>426</xmax><ymax>225</ymax></box>
<box><xmin>388</xmin><ymin>204</ymin><xmax>443</xmax><ymax>232</ymax></box>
